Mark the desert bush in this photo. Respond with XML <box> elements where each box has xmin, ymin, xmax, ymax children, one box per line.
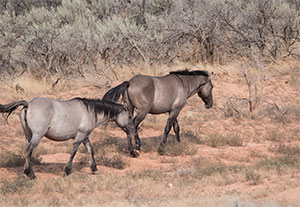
<box><xmin>220</xmin><ymin>0</ymin><xmax>300</xmax><ymax>60</ymax></box>
<box><xmin>1</xmin><ymin>0</ymin><xmax>300</xmax><ymax>78</ymax></box>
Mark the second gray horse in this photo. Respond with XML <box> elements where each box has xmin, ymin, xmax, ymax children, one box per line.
<box><xmin>103</xmin><ymin>69</ymin><xmax>214</xmax><ymax>154</ymax></box>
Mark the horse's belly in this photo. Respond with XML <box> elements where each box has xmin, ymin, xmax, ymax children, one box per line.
<box><xmin>45</xmin><ymin>128</ymin><xmax>77</xmax><ymax>141</ymax></box>
<box><xmin>150</xmin><ymin>104</ymin><xmax>171</xmax><ymax>114</ymax></box>
<box><xmin>45</xmin><ymin>120</ymin><xmax>84</xmax><ymax>141</ymax></box>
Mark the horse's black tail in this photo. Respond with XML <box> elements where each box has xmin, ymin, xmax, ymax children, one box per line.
<box><xmin>0</xmin><ymin>100</ymin><xmax>28</xmax><ymax>122</ymax></box>
<box><xmin>102</xmin><ymin>81</ymin><xmax>130</xmax><ymax>102</ymax></box>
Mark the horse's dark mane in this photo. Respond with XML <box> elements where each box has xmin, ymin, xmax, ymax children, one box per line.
<box><xmin>169</xmin><ymin>69</ymin><xmax>209</xmax><ymax>77</ymax></box>
<box><xmin>73</xmin><ymin>97</ymin><xmax>124</xmax><ymax>118</ymax></box>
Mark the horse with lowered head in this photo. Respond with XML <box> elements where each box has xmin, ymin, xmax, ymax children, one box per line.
<box><xmin>0</xmin><ymin>97</ymin><xmax>138</xmax><ymax>179</ymax></box>
<box><xmin>103</xmin><ymin>69</ymin><xmax>214</xmax><ymax>154</ymax></box>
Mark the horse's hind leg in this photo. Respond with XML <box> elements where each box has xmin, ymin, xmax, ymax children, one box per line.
<box><xmin>83</xmin><ymin>137</ymin><xmax>98</xmax><ymax>173</ymax></box>
<box><xmin>173</xmin><ymin>119</ymin><xmax>180</xmax><ymax>143</ymax></box>
<box><xmin>24</xmin><ymin>134</ymin><xmax>42</xmax><ymax>179</ymax></box>
<box><xmin>20</xmin><ymin>109</ymin><xmax>39</xmax><ymax>179</ymax></box>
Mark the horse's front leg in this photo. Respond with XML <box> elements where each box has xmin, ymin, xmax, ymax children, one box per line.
<box><xmin>64</xmin><ymin>132</ymin><xmax>85</xmax><ymax>176</ymax></box>
<box><xmin>116</xmin><ymin>112</ymin><xmax>141</xmax><ymax>157</ymax></box>
<box><xmin>158</xmin><ymin>117</ymin><xmax>174</xmax><ymax>155</ymax></box>
<box><xmin>158</xmin><ymin>110</ymin><xmax>181</xmax><ymax>155</ymax></box>
<box><xmin>83</xmin><ymin>137</ymin><xmax>98</xmax><ymax>173</ymax></box>
<box><xmin>124</xmin><ymin>123</ymin><xmax>140</xmax><ymax>157</ymax></box>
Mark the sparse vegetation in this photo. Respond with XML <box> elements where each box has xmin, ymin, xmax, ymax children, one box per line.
<box><xmin>96</xmin><ymin>153</ymin><xmax>126</xmax><ymax>170</ymax></box>
<box><xmin>164</xmin><ymin>138</ymin><xmax>198</xmax><ymax>156</ymax></box>
<box><xmin>257</xmin><ymin>144</ymin><xmax>300</xmax><ymax>171</ymax></box>
<box><xmin>205</xmin><ymin>133</ymin><xmax>243</xmax><ymax>148</ymax></box>
<box><xmin>245</xmin><ymin>169</ymin><xmax>261</xmax><ymax>185</ymax></box>
<box><xmin>1</xmin><ymin>176</ymin><xmax>34</xmax><ymax>195</ymax></box>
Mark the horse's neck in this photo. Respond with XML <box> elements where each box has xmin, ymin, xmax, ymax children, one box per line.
<box><xmin>183</xmin><ymin>76</ymin><xmax>206</xmax><ymax>98</ymax></box>
<box><xmin>95</xmin><ymin>112</ymin><xmax>111</xmax><ymax>126</ymax></box>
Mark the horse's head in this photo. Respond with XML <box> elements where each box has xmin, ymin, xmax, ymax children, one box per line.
<box><xmin>198</xmin><ymin>72</ymin><xmax>214</xmax><ymax>109</ymax></box>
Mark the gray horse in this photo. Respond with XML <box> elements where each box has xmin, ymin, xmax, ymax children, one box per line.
<box><xmin>103</xmin><ymin>69</ymin><xmax>214</xmax><ymax>154</ymax></box>
<box><xmin>0</xmin><ymin>97</ymin><xmax>138</xmax><ymax>179</ymax></box>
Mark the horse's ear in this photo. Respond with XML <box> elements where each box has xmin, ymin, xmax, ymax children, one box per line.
<box><xmin>208</xmin><ymin>72</ymin><xmax>214</xmax><ymax>80</ymax></box>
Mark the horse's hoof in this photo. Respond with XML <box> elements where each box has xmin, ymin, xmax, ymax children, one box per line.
<box><xmin>134</xmin><ymin>149</ymin><xmax>140</xmax><ymax>157</ymax></box>
<box><xmin>24</xmin><ymin>169</ymin><xmax>36</xmax><ymax>179</ymax></box>
<box><xmin>157</xmin><ymin>146</ymin><xmax>165</xmax><ymax>155</ymax></box>
<box><xmin>64</xmin><ymin>166</ymin><xmax>72</xmax><ymax>176</ymax></box>
<box><xmin>28</xmin><ymin>173</ymin><xmax>36</xmax><ymax>179</ymax></box>
<box><xmin>130</xmin><ymin>150</ymin><xmax>139</xmax><ymax>158</ymax></box>
<box><xmin>91</xmin><ymin>165</ymin><xmax>98</xmax><ymax>174</ymax></box>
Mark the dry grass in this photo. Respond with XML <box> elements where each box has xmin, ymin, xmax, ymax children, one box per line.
<box><xmin>204</xmin><ymin>133</ymin><xmax>243</xmax><ymax>148</ymax></box>
<box><xmin>96</xmin><ymin>153</ymin><xmax>127</xmax><ymax>169</ymax></box>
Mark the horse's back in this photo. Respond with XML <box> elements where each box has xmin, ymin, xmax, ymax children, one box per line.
<box><xmin>127</xmin><ymin>74</ymin><xmax>185</xmax><ymax>113</ymax></box>
<box><xmin>127</xmin><ymin>75</ymin><xmax>155</xmax><ymax>108</ymax></box>
<box><xmin>47</xmin><ymin>99</ymin><xmax>94</xmax><ymax>140</ymax></box>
